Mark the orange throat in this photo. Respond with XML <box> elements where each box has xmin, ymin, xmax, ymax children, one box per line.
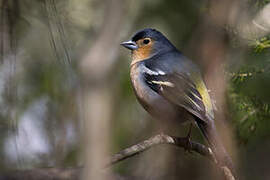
<box><xmin>131</xmin><ymin>46</ymin><xmax>152</xmax><ymax>66</ymax></box>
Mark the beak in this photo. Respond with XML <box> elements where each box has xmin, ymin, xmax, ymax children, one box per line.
<box><xmin>120</xmin><ymin>40</ymin><xmax>138</xmax><ymax>50</ymax></box>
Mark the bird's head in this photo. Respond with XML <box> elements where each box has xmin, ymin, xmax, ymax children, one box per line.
<box><xmin>121</xmin><ymin>28</ymin><xmax>175</xmax><ymax>64</ymax></box>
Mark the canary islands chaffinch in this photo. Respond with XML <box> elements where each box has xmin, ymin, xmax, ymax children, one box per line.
<box><xmin>121</xmin><ymin>28</ymin><xmax>234</xmax><ymax>173</ymax></box>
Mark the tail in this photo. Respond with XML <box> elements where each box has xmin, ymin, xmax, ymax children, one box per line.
<box><xmin>195</xmin><ymin>117</ymin><xmax>236</xmax><ymax>176</ymax></box>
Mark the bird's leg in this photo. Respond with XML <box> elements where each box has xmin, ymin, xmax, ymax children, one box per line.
<box><xmin>184</xmin><ymin>124</ymin><xmax>193</xmax><ymax>153</ymax></box>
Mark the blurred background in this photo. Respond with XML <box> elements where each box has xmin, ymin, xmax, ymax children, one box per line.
<box><xmin>0</xmin><ymin>0</ymin><xmax>270</xmax><ymax>179</ymax></box>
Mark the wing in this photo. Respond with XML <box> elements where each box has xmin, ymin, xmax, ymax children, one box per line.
<box><xmin>143</xmin><ymin>54</ymin><xmax>214</xmax><ymax>122</ymax></box>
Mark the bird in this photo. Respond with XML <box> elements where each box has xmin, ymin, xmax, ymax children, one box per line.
<box><xmin>121</xmin><ymin>28</ymin><xmax>234</xmax><ymax>174</ymax></box>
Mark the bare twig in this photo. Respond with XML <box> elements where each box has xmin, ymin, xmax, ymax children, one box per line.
<box><xmin>0</xmin><ymin>134</ymin><xmax>235</xmax><ymax>180</ymax></box>
<box><xmin>108</xmin><ymin>133</ymin><xmax>235</xmax><ymax>180</ymax></box>
<box><xmin>109</xmin><ymin>134</ymin><xmax>214</xmax><ymax>165</ymax></box>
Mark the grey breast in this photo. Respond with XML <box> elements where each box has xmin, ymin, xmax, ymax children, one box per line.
<box><xmin>130</xmin><ymin>62</ymin><xmax>191</xmax><ymax>123</ymax></box>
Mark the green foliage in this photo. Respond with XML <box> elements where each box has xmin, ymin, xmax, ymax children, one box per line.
<box><xmin>252</xmin><ymin>36</ymin><xmax>270</xmax><ymax>53</ymax></box>
<box><xmin>228</xmin><ymin>86</ymin><xmax>270</xmax><ymax>144</ymax></box>
<box><xmin>228</xmin><ymin>38</ymin><xmax>270</xmax><ymax>144</ymax></box>
<box><xmin>229</xmin><ymin>68</ymin><xmax>265</xmax><ymax>84</ymax></box>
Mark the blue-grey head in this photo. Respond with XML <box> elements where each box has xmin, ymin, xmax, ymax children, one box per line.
<box><xmin>121</xmin><ymin>28</ymin><xmax>176</xmax><ymax>61</ymax></box>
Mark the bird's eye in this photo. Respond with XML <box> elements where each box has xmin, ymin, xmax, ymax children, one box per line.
<box><xmin>143</xmin><ymin>39</ymin><xmax>150</xmax><ymax>45</ymax></box>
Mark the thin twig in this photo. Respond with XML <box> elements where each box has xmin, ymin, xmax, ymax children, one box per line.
<box><xmin>108</xmin><ymin>133</ymin><xmax>235</xmax><ymax>180</ymax></box>
<box><xmin>108</xmin><ymin>134</ymin><xmax>214</xmax><ymax>166</ymax></box>
<box><xmin>0</xmin><ymin>134</ymin><xmax>235</xmax><ymax>180</ymax></box>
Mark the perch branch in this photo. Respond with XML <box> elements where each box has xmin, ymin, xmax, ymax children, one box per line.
<box><xmin>108</xmin><ymin>133</ymin><xmax>214</xmax><ymax>166</ymax></box>
<box><xmin>108</xmin><ymin>133</ymin><xmax>235</xmax><ymax>180</ymax></box>
<box><xmin>0</xmin><ymin>134</ymin><xmax>235</xmax><ymax>180</ymax></box>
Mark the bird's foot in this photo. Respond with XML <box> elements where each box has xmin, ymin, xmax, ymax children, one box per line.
<box><xmin>184</xmin><ymin>124</ymin><xmax>193</xmax><ymax>153</ymax></box>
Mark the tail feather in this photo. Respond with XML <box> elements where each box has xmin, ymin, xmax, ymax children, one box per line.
<box><xmin>195</xmin><ymin>117</ymin><xmax>235</xmax><ymax>176</ymax></box>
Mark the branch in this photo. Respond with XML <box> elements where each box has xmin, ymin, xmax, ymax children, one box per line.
<box><xmin>108</xmin><ymin>133</ymin><xmax>235</xmax><ymax>180</ymax></box>
<box><xmin>109</xmin><ymin>134</ymin><xmax>214</xmax><ymax>165</ymax></box>
<box><xmin>0</xmin><ymin>134</ymin><xmax>235</xmax><ymax>180</ymax></box>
